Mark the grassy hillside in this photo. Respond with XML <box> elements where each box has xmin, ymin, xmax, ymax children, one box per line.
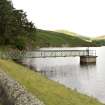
<box><xmin>56</xmin><ymin>29</ymin><xmax>91</xmax><ymax>41</ymax></box>
<box><xmin>92</xmin><ymin>39</ymin><xmax>105</xmax><ymax>46</ymax></box>
<box><xmin>92</xmin><ymin>35</ymin><xmax>105</xmax><ymax>46</ymax></box>
<box><xmin>95</xmin><ymin>35</ymin><xmax>105</xmax><ymax>40</ymax></box>
<box><xmin>56</xmin><ymin>29</ymin><xmax>79</xmax><ymax>36</ymax></box>
<box><xmin>0</xmin><ymin>60</ymin><xmax>103</xmax><ymax>105</ymax></box>
<box><xmin>35</xmin><ymin>29</ymin><xmax>93</xmax><ymax>47</ymax></box>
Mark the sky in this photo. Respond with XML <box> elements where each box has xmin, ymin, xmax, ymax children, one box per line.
<box><xmin>12</xmin><ymin>0</ymin><xmax>105</xmax><ymax>37</ymax></box>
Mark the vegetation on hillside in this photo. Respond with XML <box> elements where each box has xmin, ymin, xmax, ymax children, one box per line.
<box><xmin>0</xmin><ymin>0</ymin><xmax>36</xmax><ymax>50</ymax></box>
<box><xmin>0</xmin><ymin>0</ymin><xmax>97</xmax><ymax>50</ymax></box>
<box><xmin>92</xmin><ymin>35</ymin><xmax>105</xmax><ymax>46</ymax></box>
<box><xmin>35</xmin><ymin>29</ymin><xmax>94</xmax><ymax>47</ymax></box>
<box><xmin>95</xmin><ymin>35</ymin><xmax>105</xmax><ymax>40</ymax></box>
<box><xmin>1</xmin><ymin>0</ymin><xmax>105</xmax><ymax>50</ymax></box>
<box><xmin>0</xmin><ymin>60</ymin><xmax>103</xmax><ymax>105</ymax></box>
<box><xmin>56</xmin><ymin>29</ymin><xmax>91</xmax><ymax>41</ymax></box>
<box><xmin>92</xmin><ymin>39</ymin><xmax>105</xmax><ymax>46</ymax></box>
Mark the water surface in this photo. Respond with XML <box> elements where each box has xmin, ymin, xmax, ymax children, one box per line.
<box><xmin>22</xmin><ymin>47</ymin><xmax>105</xmax><ymax>103</ymax></box>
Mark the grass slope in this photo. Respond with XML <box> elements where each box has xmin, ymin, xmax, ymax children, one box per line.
<box><xmin>56</xmin><ymin>29</ymin><xmax>79</xmax><ymax>36</ymax></box>
<box><xmin>36</xmin><ymin>29</ymin><xmax>93</xmax><ymax>47</ymax></box>
<box><xmin>92</xmin><ymin>39</ymin><xmax>105</xmax><ymax>46</ymax></box>
<box><xmin>0</xmin><ymin>60</ymin><xmax>103</xmax><ymax>105</ymax></box>
<box><xmin>92</xmin><ymin>35</ymin><xmax>105</xmax><ymax>46</ymax></box>
<box><xmin>95</xmin><ymin>35</ymin><xmax>105</xmax><ymax>40</ymax></box>
<box><xmin>56</xmin><ymin>29</ymin><xmax>91</xmax><ymax>41</ymax></box>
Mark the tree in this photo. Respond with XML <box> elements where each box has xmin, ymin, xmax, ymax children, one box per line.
<box><xmin>0</xmin><ymin>0</ymin><xmax>13</xmax><ymax>44</ymax></box>
<box><xmin>0</xmin><ymin>0</ymin><xmax>36</xmax><ymax>49</ymax></box>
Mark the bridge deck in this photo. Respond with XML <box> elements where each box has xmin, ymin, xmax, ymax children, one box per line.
<box><xmin>33</xmin><ymin>50</ymin><xmax>96</xmax><ymax>58</ymax></box>
<box><xmin>0</xmin><ymin>50</ymin><xmax>96</xmax><ymax>59</ymax></box>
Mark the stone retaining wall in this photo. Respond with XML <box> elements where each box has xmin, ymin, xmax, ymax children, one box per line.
<box><xmin>0</xmin><ymin>70</ymin><xmax>45</xmax><ymax>105</ymax></box>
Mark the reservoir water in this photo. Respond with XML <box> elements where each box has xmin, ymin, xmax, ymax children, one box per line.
<box><xmin>22</xmin><ymin>47</ymin><xmax>105</xmax><ymax>103</ymax></box>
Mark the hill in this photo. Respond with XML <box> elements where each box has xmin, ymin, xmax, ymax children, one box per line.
<box><xmin>95</xmin><ymin>35</ymin><xmax>105</xmax><ymax>40</ymax></box>
<box><xmin>35</xmin><ymin>29</ymin><xmax>94</xmax><ymax>47</ymax></box>
<box><xmin>56</xmin><ymin>29</ymin><xmax>91</xmax><ymax>41</ymax></box>
<box><xmin>56</xmin><ymin>29</ymin><xmax>79</xmax><ymax>36</ymax></box>
<box><xmin>92</xmin><ymin>35</ymin><xmax>105</xmax><ymax>46</ymax></box>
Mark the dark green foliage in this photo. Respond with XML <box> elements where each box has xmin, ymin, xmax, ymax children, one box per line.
<box><xmin>14</xmin><ymin>36</ymin><xmax>27</xmax><ymax>50</ymax></box>
<box><xmin>0</xmin><ymin>0</ymin><xmax>13</xmax><ymax>44</ymax></box>
<box><xmin>0</xmin><ymin>0</ymin><xmax>36</xmax><ymax>49</ymax></box>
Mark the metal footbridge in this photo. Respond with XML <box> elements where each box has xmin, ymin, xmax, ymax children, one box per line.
<box><xmin>0</xmin><ymin>49</ymin><xmax>96</xmax><ymax>59</ymax></box>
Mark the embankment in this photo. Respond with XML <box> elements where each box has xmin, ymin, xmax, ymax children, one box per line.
<box><xmin>0</xmin><ymin>59</ymin><xmax>103</xmax><ymax>105</ymax></box>
<box><xmin>0</xmin><ymin>70</ymin><xmax>44</xmax><ymax>105</ymax></box>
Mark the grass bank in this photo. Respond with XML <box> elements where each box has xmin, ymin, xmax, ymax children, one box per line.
<box><xmin>35</xmin><ymin>29</ymin><xmax>94</xmax><ymax>47</ymax></box>
<box><xmin>0</xmin><ymin>59</ymin><xmax>103</xmax><ymax>105</ymax></box>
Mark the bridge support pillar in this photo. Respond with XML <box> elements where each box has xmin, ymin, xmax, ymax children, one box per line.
<box><xmin>80</xmin><ymin>56</ymin><xmax>97</xmax><ymax>64</ymax></box>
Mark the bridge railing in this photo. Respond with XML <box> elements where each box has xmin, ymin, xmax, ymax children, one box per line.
<box><xmin>28</xmin><ymin>50</ymin><xmax>96</xmax><ymax>58</ymax></box>
<box><xmin>0</xmin><ymin>50</ymin><xmax>96</xmax><ymax>59</ymax></box>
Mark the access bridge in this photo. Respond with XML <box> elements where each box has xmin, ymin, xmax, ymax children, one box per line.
<box><xmin>0</xmin><ymin>49</ymin><xmax>97</xmax><ymax>64</ymax></box>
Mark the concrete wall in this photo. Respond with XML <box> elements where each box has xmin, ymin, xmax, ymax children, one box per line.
<box><xmin>0</xmin><ymin>70</ymin><xmax>45</xmax><ymax>105</ymax></box>
<box><xmin>80</xmin><ymin>56</ymin><xmax>97</xmax><ymax>64</ymax></box>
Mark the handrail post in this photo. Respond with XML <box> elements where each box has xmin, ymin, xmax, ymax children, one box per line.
<box><xmin>86</xmin><ymin>47</ymin><xmax>89</xmax><ymax>56</ymax></box>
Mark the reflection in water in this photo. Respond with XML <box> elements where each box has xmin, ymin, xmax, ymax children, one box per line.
<box><xmin>22</xmin><ymin>47</ymin><xmax>105</xmax><ymax>103</ymax></box>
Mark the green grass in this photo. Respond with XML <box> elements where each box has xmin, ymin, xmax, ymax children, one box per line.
<box><xmin>92</xmin><ymin>35</ymin><xmax>105</xmax><ymax>46</ymax></box>
<box><xmin>92</xmin><ymin>40</ymin><xmax>105</xmax><ymax>46</ymax></box>
<box><xmin>56</xmin><ymin>29</ymin><xmax>91</xmax><ymax>41</ymax></box>
<box><xmin>0</xmin><ymin>59</ymin><xmax>103</xmax><ymax>105</ymax></box>
<box><xmin>35</xmin><ymin>29</ymin><xmax>94</xmax><ymax>47</ymax></box>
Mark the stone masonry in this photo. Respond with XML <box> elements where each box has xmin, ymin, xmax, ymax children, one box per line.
<box><xmin>0</xmin><ymin>70</ymin><xmax>45</xmax><ymax>105</ymax></box>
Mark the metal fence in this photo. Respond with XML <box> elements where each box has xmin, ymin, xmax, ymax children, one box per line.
<box><xmin>0</xmin><ymin>50</ymin><xmax>96</xmax><ymax>59</ymax></box>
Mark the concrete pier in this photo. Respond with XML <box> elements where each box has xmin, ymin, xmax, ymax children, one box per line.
<box><xmin>80</xmin><ymin>56</ymin><xmax>97</xmax><ymax>64</ymax></box>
